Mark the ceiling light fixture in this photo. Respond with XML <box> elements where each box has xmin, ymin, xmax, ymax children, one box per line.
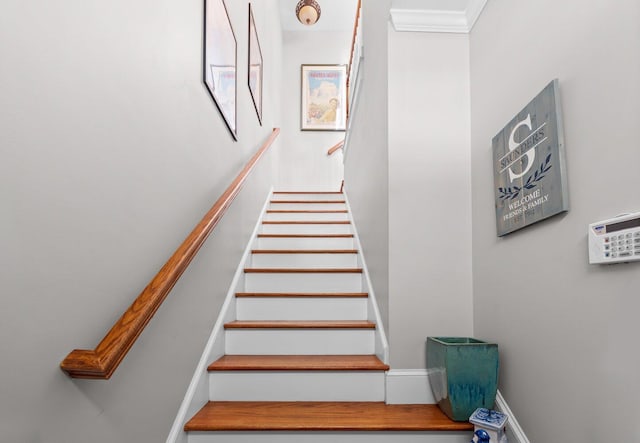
<box><xmin>296</xmin><ymin>0</ymin><xmax>321</xmax><ymax>26</ymax></box>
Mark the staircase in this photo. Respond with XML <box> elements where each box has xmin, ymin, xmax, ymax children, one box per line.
<box><xmin>177</xmin><ymin>191</ymin><xmax>472</xmax><ymax>442</ymax></box>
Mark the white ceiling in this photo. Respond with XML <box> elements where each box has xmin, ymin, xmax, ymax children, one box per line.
<box><xmin>278</xmin><ymin>0</ymin><xmax>487</xmax><ymax>33</ymax></box>
<box><xmin>278</xmin><ymin>0</ymin><xmax>359</xmax><ymax>32</ymax></box>
<box><xmin>391</xmin><ymin>0</ymin><xmax>487</xmax><ymax>33</ymax></box>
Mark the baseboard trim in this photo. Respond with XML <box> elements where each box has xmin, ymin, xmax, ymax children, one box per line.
<box><xmin>343</xmin><ymin>191</ymin><xmax>389</xmax><ymax>364</ymax></box>
<box><xmin>165</xmin><ymin>188</ymin><xmax>274</xmax><ymax>443</ymax></box>
<box><xmin>386</xmin><ymin>371</ymin><xmax>530</xmax><ymax>443</ymax></box>
<box><xmin>495</xmin><ymin>391</ymin><xmax>530</xmax><ymax>443</ymax></box>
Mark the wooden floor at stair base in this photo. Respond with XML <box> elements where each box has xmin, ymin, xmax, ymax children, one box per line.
<box><xmin>184</xmin><ymin>402</ymin><xmax>473</xmax><ymax>432</ymax></box>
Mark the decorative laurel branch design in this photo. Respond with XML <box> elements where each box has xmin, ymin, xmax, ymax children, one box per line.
<box><xmin>498</xmin><ymin>153</ymin><xmax>552</xmax><ymax>200</ymax></box>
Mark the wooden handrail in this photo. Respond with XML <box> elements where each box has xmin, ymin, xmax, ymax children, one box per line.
<box><xmin>346</xmin><ymin>0</ymin><xmax>362</xmax><ymax>119</ymax></box>
<box><xmin>327</xmin><ymin>140</ymin><xmax>345</xmax><ymax>156</ymax></box>
<box><xmin>60</xmin><ymin>128</ymin><xmax>281</xmax><ymax>379</ymax></box>
<box><xmin>348</xmin><ymin>0</ymin><xmax>362</xmax><ymax>79</ymax></box>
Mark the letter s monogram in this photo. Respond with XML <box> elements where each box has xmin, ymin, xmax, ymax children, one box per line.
<box><xmin>507</xmin><ymin>114</ymin><xmax>536</xmax><ymax>182</ymax></box>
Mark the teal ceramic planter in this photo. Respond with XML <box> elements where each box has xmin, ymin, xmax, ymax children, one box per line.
<box><xmin>426</xmin><ymin>337</ymin><xmax>499</xmax><ymax>422</ymax></box>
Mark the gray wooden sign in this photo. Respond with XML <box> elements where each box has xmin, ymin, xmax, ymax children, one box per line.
<box><xmin>493</xmin><ymin>79</ymin><xmax>569</xmax><ymax>236</ymax></box>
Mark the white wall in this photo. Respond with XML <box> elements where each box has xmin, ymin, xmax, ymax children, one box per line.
<box><xmin>343</xmin><ymin>0</ymin><xmax>392</xmax><ymax>332</ymax></box>
<box><xmin>388</xmin><ymin>31</ymin><xmax>473</xmax><ymax>368</ymax></box>
<box><xmin>0</xmin><ymin>0</ymin><xmax>282</xmax><ymax>442</ymax></box>
<box><xmin>470</xmin><ymin>1</ymin><xmax>640</xmax><ymax>442</ymax></box>
<box><xmin>277</xmin><ymin>30</ymin><xmax>350</xmax><ymax>191</ymax></box>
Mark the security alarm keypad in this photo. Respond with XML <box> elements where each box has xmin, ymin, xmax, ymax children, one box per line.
<box><xmin>589</xmin><ymin>213</ymin><xmax>640</xmax><ymax>264</ymax></box>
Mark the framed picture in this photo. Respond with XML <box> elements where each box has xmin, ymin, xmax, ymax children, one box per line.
<box><xmin>300</xmin><ymin>64</ymin><xmax>347</xmax><ymax>131</ymax></box>
<box><xmin>203</xmin><ymin>0</ymin><xmax>237</xmax><ymax>140</ymax></box>
<box><xmin>493</xmin><ymin>79</ymin><xmax>569</xmax><ymax>236</ymax></box>
<box><xmin>248</xmin><ymin>4</ymin><xmax>263</xmax><ymax>125</ymax></box>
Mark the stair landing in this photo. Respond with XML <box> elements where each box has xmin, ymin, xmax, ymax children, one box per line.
<box><xmin>185</xmin><ymin>401</ymin><xmax>473</xmax><ymax>432</ymax></box>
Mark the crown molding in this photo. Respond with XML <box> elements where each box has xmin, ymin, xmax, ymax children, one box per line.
<box><xmin>390</xmin><ymin>0</ymin><xmax>487</xmax><ymax>34</ymax></box>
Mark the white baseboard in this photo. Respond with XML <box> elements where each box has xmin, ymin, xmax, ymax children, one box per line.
<box><xmin>165</xmin><ymin>189</ymin><xmax>274</xmax><ymax>443</ymax></box>
<box><xmin>386</xmin><ymin>371</ymin><xmax>530</xmax><ymax>443</ymax></box>
<box><xmin>343</xmin><ymin>191</ymin><xmax>389</xmax><ymax>364</ymax></box>
<box><xmin>495</xmin><ymin>391</ymin><xmax>530</xmax><ymax>443</ymax></box>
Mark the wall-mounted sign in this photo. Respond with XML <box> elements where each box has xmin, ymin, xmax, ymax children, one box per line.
<box><xmin>493</xmin><ymin>79</ymin><xmax>569</xmax><ymax>236</ymax></box>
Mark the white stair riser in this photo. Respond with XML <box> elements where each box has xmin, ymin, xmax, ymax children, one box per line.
<box><xmin>269</xmin><ymin>203</ymin><xmax>347</xmax><ymax>211</ymax></box>
<box><xmin>250</xmin><ymin>253</ymin><xmax>358</xmax><ymax>268</ymax></box>
<box><xmin>209</xmin><ymin>371</ymin><xmax>385</xmax><ymax>401</ymax></box>
<box><xmin>189</xmin><ymin>432</ymin><xmax>472</xmax><ymax>443</ymax></box>
<box><xmin>236</xmin><ymin>297</ymin><xmax>367</xmax><ymax>321</ymax></box>
<box><xmin>244</xmin><ymin>272</ymin><xmax>363</xmax><ymax>292</ymax></box>
<box><xmin>225</xmin><ymin>329</ymin><xmax>375</xmax><ymax>355</ymax></box>
<box><xmin>260</xmin><ymin>223</ymin><xmax>352</xmax><ymax>235</ymax></box>
<box><xmin>264</xmin><ymin>212</ymin><xmax>349</xmax><ymax>221</ymax></box>
<box><xmin>255</xmin><ymin>237</ymin><xmax>355</xmax><ymax>250</ymax></box>
<box><xmin>272</xmin><ymin>193</ymin><xmax>344</xmax><ymax>200</ymax></box>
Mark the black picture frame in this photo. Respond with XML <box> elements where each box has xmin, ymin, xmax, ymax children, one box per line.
<box><xmin>203</xmin><ymin>0</ymin><xmax>237</xmax><ymax>140</ymax></box>
<box><xmin>248</xmin><ymin>4</ymin><xmax>263</xmax><ymax>125</ymax></box>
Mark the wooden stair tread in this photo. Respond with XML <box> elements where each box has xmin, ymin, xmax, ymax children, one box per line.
<box><xmin>266</xmin><ymin>210</ymin><xmax>348</xmax><ymax>213</ymax></box>
<box><xmin>208</xmin><ymin>355</ymin><xmax>389</xmax><ymax>371</ymax></box>
<box><xmin>224</xmin><ymin>320</ymin><xmax>376</xmax><ymax>329</ymax></box>
<box><xmin>262</xmin><ymin>220</ymin><xmax>349</xmax><ymax>225</ymax></box>
<box><xmin>270</xmin><ymin>200</ymin><xmax>346</xmax><ymax>204</ymax></box>
<box><xmin>185</xmin><ymin>401</ymin><xmax>473</xmax><ymax>432</ymax></box>
<box><xmin>235</xmin><ymin>292</ymin><xmax>368</xmax><ymax>298</ymax></box>
<box><xmin>257</xmin><ymin>234</ymin><xmax>354</xmax><ymax>238</ymax></box>
<box><xmin>273</xmin><ymin>192</ymin><xmax>343</xmax><ymax>195</ymax></box>
<box><xmin>251</xmin><ymin>249</ymin><xmax>358</xmax><ymax>254</ymax></box>
<box><xmin>244</xmin><ymin>268</ymin><xmax>362</xmax><ymax>273</ymax></box>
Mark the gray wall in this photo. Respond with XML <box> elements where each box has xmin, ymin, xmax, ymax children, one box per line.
<box><xmin>470</xmin><ymin>1</ymin><xmax>640</xmax><ymax>441</ymax></box>
<box><xmin>0</xmin><ymin>0</ymin><xmax>283</xmax><ymax>441</ymax></box>
<box><xmin>388</xmin><ymin>30</ymin><xmax>473</xmax><ymax>368</ymax></box>
<box><xmin>343</xmin><ymin>0</ymin><xmax>392</xmax><ymax>333</ymax></box>
<box><xmin>277</xmin><ymin>30</ymin><xmax>350</xmax><ymax>191</ymax></box>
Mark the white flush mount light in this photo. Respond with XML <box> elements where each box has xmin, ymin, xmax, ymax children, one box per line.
<box><xmin>296</xmin><ymin>0</ymin><xmax>321</xmax><ymax>26</ymax></box>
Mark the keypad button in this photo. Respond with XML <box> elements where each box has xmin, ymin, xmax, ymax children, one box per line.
<box><xmin>620</xmin><ymin>252</ymin><xmax>632</xmax><ymax>257</ymax></box>
<box><xmin>612</xmin><ymin>253</ymin><xmax>618</xmax><ymax>258</ymax></box>
<box><xmin>604</xmin><ymin>245</ymin><xmax>610</xmax><ymax>251</ymax></box>
<box><xmin>634</xmin><ymin>232</ymin><xmax>640</xmax><ymax>238</ymax></box>
<box><xmin>605</xmin><ymin>252</ymin><xmax>610</xmax><ymax>257</ymax></box>
<box><xmin>626</xmin><ymin>233</ymin><xmax>633</xmax><ymax>239</ymax></box>
<box><xmin>604</xmin><ymin>237</ymin><xmax>610</xmax><ymax>243</ymax></box>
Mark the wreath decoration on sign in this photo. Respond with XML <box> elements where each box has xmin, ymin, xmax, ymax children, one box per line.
<box><xmin>498</xmin><ymin>153</ymin><xmax>552</xmax><ymax>201</ymax></box>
